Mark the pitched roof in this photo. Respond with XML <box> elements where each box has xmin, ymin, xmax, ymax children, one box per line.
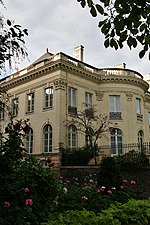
<box><xmin>31</xmin><ymin>49</ymin><xmax>53</xmax><ymax>65</ymax></box>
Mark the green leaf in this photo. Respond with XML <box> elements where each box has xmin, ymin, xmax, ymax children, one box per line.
<box><xmin>139</xmin><ymin>50</ymin><xmax>146</xmax><ymax>59</ymax></box>
<box><xmin>7</xmin><ymin>20</ymin><xmax>11</xmax><ymax>26</ymax></box>
<box><xmin>95</xmin><ymin>4</ymin><xmax>104</xmax><ymax>15</ymax></box>
<box><xmin>140</xmin><ymin>23</ymin><xmax>146</xmax><ymax>32</ymax></box>
<box><xmin>104</xmin><ymin>38</ymin><xmax>109</xmax><ymax>48</ymax></box>
<box><xmin>110</xmin><ymin>38</ymin><xmax>118</xmax><ymax>50</ymax></box>
<box><xmin>90</xmin><ymin>5</ymin><xmax>97</xmax><ymax>17</ymax></box>
<box><xmin>81</xmin><ymin>0</ymin><xmax>86</xmax><ymax>8</ymax></box>
<box><xmin>87</xmin><ymin>0</ymin><xmax>92</xmax><ymax>7</ymax></box>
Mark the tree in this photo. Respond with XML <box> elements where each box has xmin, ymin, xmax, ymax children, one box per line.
<box><xmin>68</xmin><ymin>106</ymin><xmax>111</xmax><ymax>164</ymax></box>
<box><xmin>77</xmin><ymin>0</ymin><xmax>150</xmax><ymax>60</ymax></box>
<box><xmin>0</xmin><ymin>0</ymin><xmax>28</xmax><ymax>73</ymax></box>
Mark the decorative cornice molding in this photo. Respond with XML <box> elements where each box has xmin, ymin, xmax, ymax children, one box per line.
<box><xmin>125</xmin><ymin>92</ymin><xmax>133</xmax><ymax>101</ymax></box>
<box><xmin>0</xmin><ymin>60</ymin><xmax>149</xmax><ymax>94</ymax></box>
<box><xmin>53</xmin><ymin>78</ymin><xmax>66</xmax><ymax>90</ymax></box>
<box><xmin>95</xmin><ymin>91</ymin><xmax>104</xmax><ymax>101</ymax></box>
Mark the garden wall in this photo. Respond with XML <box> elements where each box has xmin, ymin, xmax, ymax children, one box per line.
<box><xmin>60</xmin><ymin>166</ymin><xmax>150</xmax><ymax>199</ymax></box>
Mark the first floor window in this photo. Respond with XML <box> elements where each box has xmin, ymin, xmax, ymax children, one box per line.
<box><xmin>109</xmin><ymin>95</ymin><xmax>121</xmax><ymax>120</ymax></box>
<box><xmin>136</xmin><ymin>98</ymin><xmax>141</xmax><ymax>114</ymax></box>
<box><xmin>148</xmin><ymin>112</ymin><xmax>150</xmax><ymax>126</ymax></box>
<box><xmin>68</xmin><ymin>125</ymin><xmax>77</xmax><ymax>148</ymax></box>
<box><xmin>138</xmin><ymin>130</ymin><xmax>144</xmax><ymax>150</ymax></box>
<box><xmin>44</xmin><ymin>87</ymin><xmax>53</xmax><ymax>108</ymax></box>
<box><xmin>110</xmin><ymin>128</ymin><xmax>123</xmax><ymax>155</ymax></box>
<box><xmin>109</xmin><ymin>95</ymin><xmax>120</xmax><ymax>112</ymax></box>
<box><xmin>85</xmin><ymin>92</ymin><xmax>92</xmax><ymax>108</ymax></box>
<box><xmin>26</xmin><ymin>128</ymin><xmax>33</xmax><ymax>154</ymax></box>
<box><xmin>0</xmin><ymin>102</ymin><xmax>4</xmax><ymax>120</ymax></box>
<box><xmin>43</xmin><ymin>124</ymin><xmax>52</xmax><ymax>152</ymax></box>
<box><xmin>27</xmin><ymin>93</ymin><xmax>34</xmax><ymax>113</ymax></box>
<box><xmin>12</xmin><ymin>98</ymin><xmax>19</xmax><ymax>117</ymax></box>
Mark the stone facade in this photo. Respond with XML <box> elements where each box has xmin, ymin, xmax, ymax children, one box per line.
<box><xmin>0</xmin><ymin>46</ymin><xmax>150</xmax><ymax>164</ymax></box>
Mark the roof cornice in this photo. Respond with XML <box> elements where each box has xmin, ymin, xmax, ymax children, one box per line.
<box><xmin>0</xmin><ymin>58</ymin><xmax>149</xmax><ymax>93</ymax></box>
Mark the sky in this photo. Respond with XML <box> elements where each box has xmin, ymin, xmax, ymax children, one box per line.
<box><xmin>1</xmin><ymin>0</ymin><xmax>150</xmax><ymax>77</ymax></box>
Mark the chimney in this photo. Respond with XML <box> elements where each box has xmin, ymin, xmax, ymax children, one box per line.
<box><xmin>74</xmin><ymin>45</ymin><xmax>84</xmax><ymax>62</ymax></box>
<box><xmin>114</xmin><ymin>63</ymin><xmax>126</xmax><ymax>69</ymax></box>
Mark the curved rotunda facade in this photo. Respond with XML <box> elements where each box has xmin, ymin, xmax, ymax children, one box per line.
<box><xmin>0</xmin><ymin>46</ymin><xmax>150</xmax><ymax>162</ymax></box>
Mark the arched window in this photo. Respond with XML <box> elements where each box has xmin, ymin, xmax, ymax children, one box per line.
<box><xmin>26</xmin><ymin>128</ymin><xmax>33</xmax><ymax>154</ymax></box>
<box><xmin>68</xmin><ymin>125</ymin><xmax>77</xmax><ymax>149</ymax></box>
<box><xmin>138</xmin><ymin>130</ymin><xmax>144</xmax><ymax>150</ymax></box>
<box><xmin>43</xmin><ymin>124</ymin><xmax>52</xmax><ymax>152</ymax></box>
<box><xmin>110</xmin><ymin>128</ymin><xmax>123</xmax><ymax>155</ymax></box>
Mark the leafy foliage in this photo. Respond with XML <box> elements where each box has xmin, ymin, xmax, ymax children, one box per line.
<box><xmin>0</xmin><ymin>2</ymin><xmax>28</xmax><ymax>72</ymax></box>
<box><xmin>97</xmin><ymin>157</ymin><xmax>123</xmax><ymax>190</ymax></box>
<box><xmin>0</xmin><ymin>120</ymin><xmax>60</xmax><ymax>225</ymax></box>
<box><xmin>44</xmin><ymin>198</ymin><xmax>150</xmax><ymax>225</ymax></box>
<box><xmin>77</xmin><ymin>0</ymin><xmax>150</xmax><ymax>60</ymax></box>
<box><xmin>115</xmin><ymin>150</ymin><xmax>149</xmax><ymax>169</ymax></box>
<box><xmin>61</xmin><ymin>147</ymin><xmax>93</xmax><ymax>166</ymax></box>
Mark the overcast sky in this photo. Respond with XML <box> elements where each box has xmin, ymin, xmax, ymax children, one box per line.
<box><xmin>1</xmin><ymin>0</ymin><xmax>150</xmax><ymax>77</ymax></box>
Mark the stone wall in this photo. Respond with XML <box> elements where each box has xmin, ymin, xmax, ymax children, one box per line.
<box><xmin>60</xmin><ymin>166</ymin><xmax>150</xmax><ymax>199</ymax></box>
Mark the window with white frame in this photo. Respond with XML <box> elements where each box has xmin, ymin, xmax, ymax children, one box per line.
<box><xmin>43</xmin><ymin>124</ymin><xmax>52</xmax><ymax>153</ymax></box>
<box><xmin>85</xmin><ymin>92</ymin><xmax>92</xmax><ymax>108</ymax></box>
<box><xmin>136</xmin><ymin>98</ymin><xmax>141</xmax><ymax>114</ymax></box>
<box><xmin>27</xmin><ymin>93</ymin><xmax>34</xmax><ymax>113</ymax></box>
<box><xmin>110</xmin><ymin>128</ymin><xmax>123</xmax><ymax>155</ymax></box>
<box><xmin>148</xmin><ymin>112</ymin><xmax>150</xmax><ymax>125</ymax></box>
<box><xmin>44</xmin><ymin>87</ymin><xmax>53</xmax><ymax>108</ymax></box>
<box><xmin>68</xmin><ymin>87</ymin><xmax>77</xmax><ymax>114</ymax></box>
<box><xmin>0</xmin><ymin>102</ymin><xmax>5</xmax><ymax>120</ymax></box>
<box><xmin>109</xmin><ymin>95</ymin><xmax>120</xmax><ymax>112</ymax></box>
<box><xmin>12</xmin><ymin>98</ymin><xmax>19</xmax><ymax>117</ymax></box>
<box><xmin>68</xmin><ymin>125</ymin><xmax>77</xmax><ymax>148</ymax></box>
<box><xmin>26</xmin><ymin>128</ymin><xmax>33</xmax><ymax>154</ymax></box>
<box><xmin>109</xmin><ymin>95</ymin><xmax>121</xmax><ymax>120</ymax></box>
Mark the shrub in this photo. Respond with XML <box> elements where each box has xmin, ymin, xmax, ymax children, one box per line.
<box><xmin>43</xmin><ymin>198</ymin><xmax>150</xmax><ymax>225</ymax></box>
<box><xmin>61</xmin><ymin>147</ymin><xmax>93</xmax><ymax>166</ymax></box>
<box><xmin>97</xmin><ymin>157</ymin><xmax>123</xmax><ymax>190</ymax></box>
<box><xmin>0</xmin><ymin>120</ymin><xmax>60</xmax><ymax>225</ymax></box>
<box><xmin>115</xmin><ymin>150</ymin><xmax>149</xmax><ymax>169</ymax></box>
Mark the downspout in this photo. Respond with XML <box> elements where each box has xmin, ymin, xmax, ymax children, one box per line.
<box><xmin>65</xmin><ymin>71</ymin><xmax>68</xmax><ymax>148</ymax></box>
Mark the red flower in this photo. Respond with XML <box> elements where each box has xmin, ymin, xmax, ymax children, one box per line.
<box><xmin>47</xmin><ymin>156</ymin><xmax>52</xmax><ymax>163</ymax></box>
<box><xmin>13</xmin><ymin>123</ymin><xmax>20</xmax><ymax>131</ymax></box>
<box><xmin>48</xmin><ymin>162</ymin><xmax>55</xmax><ymax>167</ymax></box>
<box><xmin>23</xmin><ymin>124</ymin><xmax>31</xmax><ymax>133</ymax></box>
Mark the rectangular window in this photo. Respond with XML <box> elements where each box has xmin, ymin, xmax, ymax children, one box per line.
<box><xmin>85</xmin><ymin>92</ymin><xmax>92</xmax><ymax>108</ymax></box>
<box><xmin>12</xmin><ymin>98</ymin><xmax>19</xmax><ymax>117</ymax></box>
<box><xmin>148</xmin><ymin>112</ymin><xmax>150</xmax><ymax>125</ymax></box>
<box><xmin>44</xmin><ymin>87</ymin><xmax>53</xmax><ymax>108</ymax></box>
<box><xmin>68</xmin><ymin>87</ymin><xmax>77</xmax><ymax>114</ymax></box>
<box><xmin>109</xmin><ymin>95</ymin><xmax>120</xmax><ymax>112</ymax></box>
<box><xmin>0</xmin><ymin>102</ymin><xmax>5</xmax><ymax>120</ymax></box>
<box><xmin>109</xmin><ymin>95</ymin><xmax>121</xmax><ymax>120</ymax></box>
<box><xmin>27</xmin><ymin>93</ymin><xmax>34</xmax><ymax>113</ymax></box>
<box><xmin>136</xmin><ymin>98</ymin><xmax>141</xmax><ymax>114</ymax></box>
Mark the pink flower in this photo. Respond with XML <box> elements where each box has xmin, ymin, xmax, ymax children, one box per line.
<box><xmin>4</xmin><ymin>201</ymin><xmax>10</xmax><ymax>208</ymax></box>
<box><xmin>24</xmin><ymin>187</ymin><xmax>29</xmax><ymax>193</ymax></box>
<box><xmin>120</xmin><ymin>185</ymin><xmax>124</xmax><ymax>189</ymax></box>
<box><xmin>25</xmin><ymin>199</ymin><xmax>33</xmax><ymax>206</ymax></box>
<box><xmin>97</xmin><ymin>189</ymin><xmax>101</xmax><ymax>193</ymax></box>
<box><xmin>89</xmin><ymin>179</ymin><xmax>94</xmax><ymax>184</ymax></box>
<box><xmin>107</xmin><ymin>190</ymin><xmax>112</xmax><ymax>195</ymax></box>
<box><xmin>123</xmin><ymin>179</ymin><xmax>128</xmax><ymax>183</ymax></box>
<box><xmin>130</xmin><ymin>180</ymin><xmax>136</xmax><ymax>185</ymax></box>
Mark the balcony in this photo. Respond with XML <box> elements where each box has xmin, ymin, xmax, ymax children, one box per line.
<box><xmin>109</xmin><ymin>112</ymin><xmax>122</xmax><ymax>120</ymax></box>
<box><xmin>68</xmin><ymin>106</ymin><xmax>77</xmax><ymax>115</ymax></box>
<box><xmin>137</xmin><ymin>113</ymin><xmax>143</xmax><ymax>122</ymax></box>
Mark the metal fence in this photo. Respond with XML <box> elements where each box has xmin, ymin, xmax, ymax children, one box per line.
<box><xmin>99</xmin><ymin>142</ymin><xmax>150</xmax><ymax>156</ymax></box>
